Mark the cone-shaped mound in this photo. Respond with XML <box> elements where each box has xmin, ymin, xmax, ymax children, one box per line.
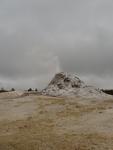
<box><xmin>42</xmin><ymin>72</ymin><xmax>110</xmax><ymax>98</ymax></box>
<box><xmin>49</xmin><ymin>72</ymin><xmax>84</xmax><ymax>89</ymax></box>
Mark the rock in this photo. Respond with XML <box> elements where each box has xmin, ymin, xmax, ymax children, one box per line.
<box><xmin>42</xmin><ymin>72</ymin><xmax>111</xmax><ymax>98</ymax></box>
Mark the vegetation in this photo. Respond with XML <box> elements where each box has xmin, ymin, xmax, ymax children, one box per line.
<box><xmin>11</xmin><ymin>88</ymin><xmax>15</xmax><ymax>91</ymax></box>
<box><xmin>102</xmin><ymin>89</ymin><xmax>113</xmax><ymax>95</ymax></box>
<box><xmin>35</xmin><ymin>88</ymin><xmax>38</xmax><ymax>92</ymax></box>
<box><xmin>28</xmin><ymin>88</ymin><xmax>33</xmax><ymax>92</ymax></box>
<box><xmin>0</xmin><ymin>88</ymin><xmax>8</xmax><ymax>93</ymax></box>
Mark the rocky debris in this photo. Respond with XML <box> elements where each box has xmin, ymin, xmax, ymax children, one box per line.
<box><xmin>42</xmin><ymin>72</ymin><xmax>111</xmax><ymax>98</ymax></box>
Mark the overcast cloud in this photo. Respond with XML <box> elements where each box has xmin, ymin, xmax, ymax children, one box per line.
<box><xmin>0</xmin><ymin>0</ymin><xmax>113</xmax><ymax>89</ymax></box>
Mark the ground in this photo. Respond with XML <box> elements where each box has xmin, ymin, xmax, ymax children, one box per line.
<box><xmin>0</xmin><ymin>93</ymin><xmax>113</xmax><ymax>150</ymax></box>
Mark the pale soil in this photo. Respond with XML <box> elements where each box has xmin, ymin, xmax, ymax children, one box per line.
<box><xmin>0</xmin><ymin>94</ymin><xmax>113</xmax><ymax>150</ymax></box>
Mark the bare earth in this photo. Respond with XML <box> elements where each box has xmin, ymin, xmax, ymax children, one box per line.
<box><xmin>0</xmin><ymin>93</ymin><xmax>113</xmax><ymax>150</ymax></box>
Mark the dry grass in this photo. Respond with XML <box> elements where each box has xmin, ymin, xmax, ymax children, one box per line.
<box><xmin>0</xmin><ymin>95</ymin><xmax>113</xmax><ymax>149</ymax></box>
<box><xmin>1</xmin><ymin>119</ymin><xmax>113</xmax><ymax>150</ymax></box>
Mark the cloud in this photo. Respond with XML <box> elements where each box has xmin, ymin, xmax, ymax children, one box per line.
<box><xmin>0</xmin><ymin>0</ymin><xmax>113</xmax><ymax>89</ymax></box>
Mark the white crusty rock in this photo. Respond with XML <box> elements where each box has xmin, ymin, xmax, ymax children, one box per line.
<box><xmin>42</xmin><ymin>72</ymin><xmax>111</xmax><ymax>98</ymax></box>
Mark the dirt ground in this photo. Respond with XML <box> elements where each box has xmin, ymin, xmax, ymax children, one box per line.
<box><xmin>0</xmin><ymin>94</ymin><xmax>113</xmax><ymax>150</ymax></box>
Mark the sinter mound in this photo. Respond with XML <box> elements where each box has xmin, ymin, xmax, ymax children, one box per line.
<box><xmin>42</xmin><ymin>72</ymin><xmax>110</xmax><ymax>98</ymax></box>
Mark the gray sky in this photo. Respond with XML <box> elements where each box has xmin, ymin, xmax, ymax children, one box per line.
<box><xmin>0</xmin><ymin>0</ymin><xmax>113</xmax><ymax>89</ymax></box>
